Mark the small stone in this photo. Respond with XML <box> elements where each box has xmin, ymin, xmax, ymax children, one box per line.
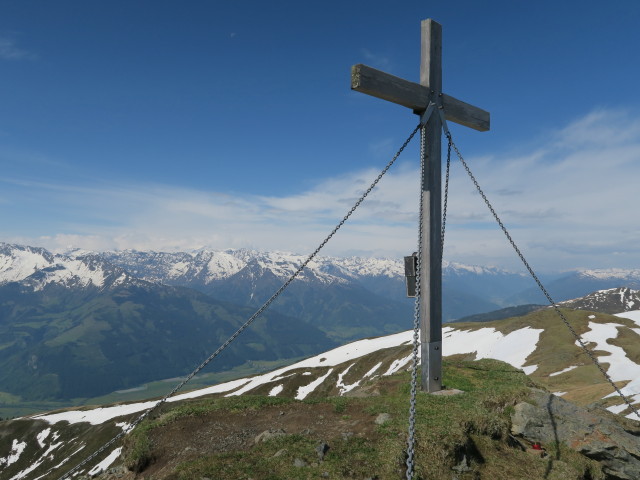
<box><xmin>321</xmin><ymin>472</ymin><xmax>329</xmax><ymax>478</ymax></box>
<box><xmin>316</xmin><ymin>441</ymin><xmax>330</xmax><ymax>461</ymax></box>
<box><xmin>293</xmin><ymin>458</ymin><xmax>308</xmax><ymax>467</ymax></box>
<box><xmin>272</xmin><ymin>449</ymin><xmax>287</xmax><ymax>458</ymax></box>
<box><xmin>341</xmin><ymin>431</ymin><xmax>353</xmax><ymax>441</ymax></box>
<box><xmin>452</xmin><ymin>453</ymin><xmax>472</xmax><ymax>473</ymax></box>
<box><xmin>375</xmin><ymin>413</ymin><xmax>392</xmax><ymax>425</ymax></box>
<box><xmin>254</xmin><ymin>429</ymin><xmax>286</xmax><ymax>444</ymax></box>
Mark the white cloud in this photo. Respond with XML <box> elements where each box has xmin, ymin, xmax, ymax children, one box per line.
<box><xmin>0</xmin><ymin>37</ymin><xmax>35</xmax><ymax>60</ymax></box>
<box><xmin>1</xmin><ymin>108</ymin><xmax>639</xmax><ymax>272</ymax></box>
<box><xmin>360</xmin><ymin>48</ymin><xmax>392</xmax><ymax>70</ymax></box>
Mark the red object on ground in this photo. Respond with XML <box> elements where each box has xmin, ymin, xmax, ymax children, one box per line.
<box><xmin>532</xmin><ymin>443</ymin><xmax>542</xmax><ymax>450</ymax></box>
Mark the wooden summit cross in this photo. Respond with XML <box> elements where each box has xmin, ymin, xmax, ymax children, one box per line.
<box><xmin>351</xmin><ymin>19</ymin><xmax>490</xmax><ymax>393</ymax></box>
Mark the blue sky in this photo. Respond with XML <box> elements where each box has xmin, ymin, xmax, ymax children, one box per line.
<box><xmin>1</xmin><ymin>1</ymin><xmax>640</xmax><ymax>272</ymax></box>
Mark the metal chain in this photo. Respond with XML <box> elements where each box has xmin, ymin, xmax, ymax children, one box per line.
<box><xmin>405</xmin><ymin>125</ymin><xmax>427</xmax><ymax>480</ymax></box>
<box><xmin>56</xmin><ymin>125</ymin><xmax>422</xmax><ymax>480</ymax></box>
<box><xmin>405</xmin><ymin>126</ymin><xmax>452</xmax><ymax>479</ymax></box>
<box><xmin>446</xmin><ymin>131</ymin><xmax>640</xmax><ymax>422</ymax></box>
<box><xmin>441</xmin><ymin>137</ymin><xmax>451</xmax><ymax>260</ymax></box>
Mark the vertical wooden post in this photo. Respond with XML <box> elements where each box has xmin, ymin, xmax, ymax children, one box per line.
<box><xmin>350</xmin><ymin>18</ymin><xmax>489</xmax><ymax>394</ymax></box>
<box><xmin>420</xmin><ymin>19</ymin><xmax>443</xmax><ymax>393</ymax></box>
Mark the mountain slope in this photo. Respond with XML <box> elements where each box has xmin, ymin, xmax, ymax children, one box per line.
<box><xmin>0</xmin><ymin>279</ymin><xmax>336</xmax><ymax>402</ymax></box>
<box><xmin>5</xmin><ymin>305</ymin><xmax>640</xmax><ymax>479</ymax></box>
<box><xmin>1</xmin><ymin>359</ymin><xmax>615</xmax><ymax>480</ymax></box>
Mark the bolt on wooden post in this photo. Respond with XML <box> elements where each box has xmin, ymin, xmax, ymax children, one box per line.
<box><xmin>351</xmin><ymin>19</ymin><xmax>490</xmax><ymax>392</ymax></box>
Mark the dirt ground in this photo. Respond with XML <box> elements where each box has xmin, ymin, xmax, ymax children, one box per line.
<box><xmin>99</xmin><ymin>400</ymin><xmax>383</xmax><ymax>479</ymax></box>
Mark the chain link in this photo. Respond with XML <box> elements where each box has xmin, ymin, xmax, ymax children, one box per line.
<box><xmin>56</xmin><ymin>126</ymin><xmax>422</xmax><ymax>480</ymax></box>
<box><xmin>441</xmin><ymin>137</ymin><xmax>451</xmax><ymax>260</ymax></box>
<box><xmin>405</xmin><ymin>125</ymin><xmax>426</xmax><ymax>480</ymax></box>
<box><xmin>446</xmin><ymin>131</ymin><xmax>640</xmax><ymax>422</ymax></box>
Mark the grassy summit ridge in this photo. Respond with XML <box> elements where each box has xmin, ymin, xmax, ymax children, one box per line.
<box><xmin>112</xmin><ymin>359</ymin><xmax>602</xmax><ymax>480</ymax></box>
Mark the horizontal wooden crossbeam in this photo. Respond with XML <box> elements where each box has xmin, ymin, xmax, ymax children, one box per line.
<box><xmin>351</xmin><ymin>64</ymin><xmax>490</xmax><ymax>132</ymax></box>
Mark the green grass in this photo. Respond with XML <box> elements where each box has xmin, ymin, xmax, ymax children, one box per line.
<box><xmin>120</xmin><ymin>358</ymin><xmax>604</xmax><ymax>480</ymax></box>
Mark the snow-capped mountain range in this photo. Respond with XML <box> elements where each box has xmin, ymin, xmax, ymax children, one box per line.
<box><xmin>0</xmin><ymin>243</ymin><xmax>144</xmax><ymax>292</ymax></box>
<box><xmin>3</xmin><ymin>241</ymin><xmax>640</xmax><ymax>325</ymax></box>
<box><xmin>3</xmin><ymin>242</ymin><xmax>640</xmax><ymax>316</ymax></box>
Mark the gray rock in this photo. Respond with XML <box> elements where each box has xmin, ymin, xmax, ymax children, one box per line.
<box><xmin>511</xmin><ymin>388</ymin><xmax>640</xmax><ymax>480</ymax></box>
<box><xmin>316</xmin><ymin>441</ymin><xmax>330</xmax><ymax>461</ymax></box>
<box><xmin>293</xmin><ymin>458</ymin><xmax>308</xmax><ymax>467</ymax></box>
<box><xmin>254</xmin><ymin>428</ymin><xmax>286</xmax><ymax>444</ymax></box>
<box><xmin>375</xmin><ymin>413</ymin><xmax>392</xmax><ymax>425</ymax></box>
<box><xmin>451</xmin><ymin>453</ymin><xmax>471</xmax><ymax>473</ymax></box>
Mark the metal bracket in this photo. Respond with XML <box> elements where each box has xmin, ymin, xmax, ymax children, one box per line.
<box><xmin>404</xmin><ymin>252</ymin><xmax>418</xmax><ymax>297</ymax></box>
<box><xmin>418</xmin><ymin>101</ymin><xmax>437</xmax><ymax>127</ymax></box>
<box><xmin>437</xmin><ymin>105</ymin><xmax>450</xmax><ymax>136</ymax></box>
<box><xmin>423</xmin><ymin>341</ymin><xmax>443</xmax><ymax>393</ymax></box>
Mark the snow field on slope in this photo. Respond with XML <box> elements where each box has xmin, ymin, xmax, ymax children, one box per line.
<box><xmin>41</xmin><ymin>259</ymin><xmax>107</xmax><ymax>289</ymax></box>
<box><xmin>0</xmin><ymin>249</ymin><xmax>53</xmax><ymax>283</ymax></box>
<box><xmin>585</xmin><ymin>312</ymin><xmax>640</xmax><ymax>420</ymax></box>
<box><xmin>33</xmin><ymin>326</ymin><xmax>544</xmax><ymax>426</ymax></box>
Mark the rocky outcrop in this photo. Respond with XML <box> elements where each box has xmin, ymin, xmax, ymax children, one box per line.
<box><xmin>511</xmin><ymin>388</ymin><xmax>640</xmax><ymax>480</ymax></box>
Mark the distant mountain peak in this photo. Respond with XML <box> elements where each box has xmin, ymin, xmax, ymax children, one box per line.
<box><xmin>558</xmin><ymin>287</ymin><xmax>640</xmax><ymax>313</ymax></box>
<box><xmin>580</xmin><ymin>268</ymin><xmax>640</xmax><ymax>280</ymax></box>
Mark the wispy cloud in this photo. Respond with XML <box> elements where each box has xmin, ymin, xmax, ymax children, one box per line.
<box><xmin>0</xmin><ymin>37</ymin><xmax>35</xmax><ymax>61</ymax></box>
<box><xmin>361</xmin><ymin>48</ymin><xmax>392</xmax><ymax>70</ymax></box>
<box><xmin>1</xmin><ymin>108</ymin><xmax>639</xmax><ymax>272</ymax></box>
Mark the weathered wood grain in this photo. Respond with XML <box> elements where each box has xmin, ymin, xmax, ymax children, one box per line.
<box><xmin>351</xmin><ymin>64</ymin><xmax>489</xmax><ymax>131</ymax></box>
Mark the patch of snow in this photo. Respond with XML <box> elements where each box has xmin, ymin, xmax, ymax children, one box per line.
<box><xmin>581</xmin><ymin>322</ymin><xmax>640</xmax><ymax>415</ymax></box>
<box><xmin>625</xmin><ymin>411</ymin><xmax>640</xmax><ymax>421</ymax></box>
<box><xmin>522</xmin><ymin>365</ymin><xmax>538</xmax><ymax>375</ymax></box>
<box><xmin>270</xmin><ymin>373</ymin><xmax>296</xmax><ymax>382</ymax></box>
<box><xmin>268</xmin><ymin>384</ymin><xmax>284</xmax><ymax>397</ymax></box>
<box><xmin>607</xmin><ymin>403</ymin><xmax>629</xmax><ymax>414</ymax></box>
<box><xmin>36</xmin><ymin>428</ymin><xmax>51</xmax><ymax>448</ymax></box>
<box><xmin>0</xmin><ymin>247</ymin><xmax>53</xmax><ymax>284</ymax></box>
<box><xmin>302</xmin><ymin>372</ymin><xmax>312</xmax><ymax>376</ymax></box>
<box><xmin>581</xmin><ymin>268</ymin><xmax>640</xmax><ymax>280</ymax></box>
<box><xmin>614</xmin><ymin>310</ymin><xmax>640</xmax><ymax>327</ymax></box>
<box><xmin>8</xmin><ymin>458</ymin><xmax>45</xmax><ymax>480</ymax></box>
<box><xmin>30</xmin><ymin>259</ymin><xmax>107</xmax><ymax>291</ymax></box>
<box><xmin>549</xmin><ymin>365</ymin><xmax>578</xmax><ymax>377</ymax></box>
<box><xmin>363</xmin><ymin>362</ymin><xmax>382</xmax><ymax>378</ymax></box>
<box><xmin>203</xmin><ymin>252</ymin><xmax>244</xmax><ymax>281</ymax></box>
<box><xmin>443</xmin><ymin>326</ymin><xmax>543</xmax><ymax>371</ymax></box>
<box><xmin>444</xmin><ymin>261</ymin><xmax>518</xmax><ymax>276</ymax></box>
<box><xmin>325</xmin><ymin>256</ymin><xmax>404</xmax><ymax>278</ymax></box>
<box><xmin>168</xmin><ymin>261</ymin><xmax>190</xmax><ymax>278</ymax></box>
<box><xmin>336</xmin><ymin>364</ymin><xmax>361</xmax><ymax>394</ymax></box>
<box><xmin>384</xmin><ymin>354</ymin><xmax>413</xmax><ymax>376</ymax></box>
<box><xmin>115</xmin><ymin>422</ymin><xmax>132</xmax><ymax>432</ymax></box>
<box><xmin>87</xmin><ymin>447</ymin><xmax>122</xmax><ymax>476</ymax></box>
<box><xmin>296</xmin><ymin>369</ymin><xmax>334</xmax><ymax>400</ymax></box>
<box><xmin>588</xmin><ymin>315</ymin><xmax>596</xmax><ymax>319</ymax></box>
<box><xmin>552</xmin><ymin>392</ymin><xmax>567</xmax><ymax>397</ymax></box>
<box><xmin>0</xmin><ymin>439</ymin><xmax>27</xmax><ymax>467</ymax></box>
<box><xmin>111</xmin><ymin>272</ymin><xmax>129</xmax><ymax>287</ymax></box>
